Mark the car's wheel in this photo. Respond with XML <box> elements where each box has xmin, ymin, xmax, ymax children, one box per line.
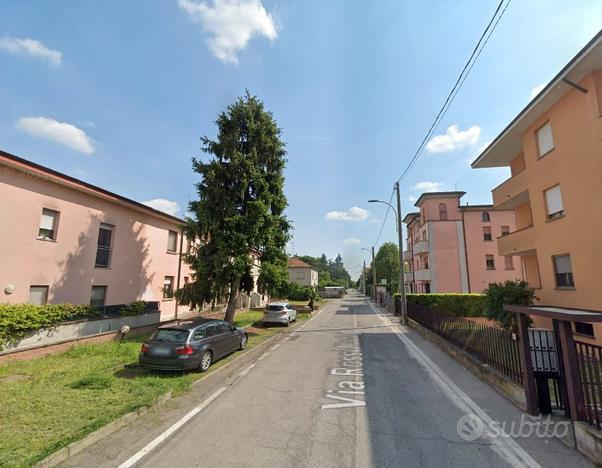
<box><xmin>285</xmin><ymin>319</ymin><xmax>290</xmax><ymax>327</ymax></box>
<box><xmin>240</xmin><ymin>334</ymin><xmax>248</xmax><ymax>350</ymax></box>
<box><xmin>199</xmin><ymin>351</ymin><xmax>212</xmax><ymax>372</ymax></box>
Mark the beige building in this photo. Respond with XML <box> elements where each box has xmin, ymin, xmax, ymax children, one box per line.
<box><xmin>472</xmin><ymin>32</ymin><xmax>602</xmax><ymax>341</ymax></box>
<box><xmin>287</xmin><ymin>257</ymin><xmax>318</xmax><ymax>287</ymax></box>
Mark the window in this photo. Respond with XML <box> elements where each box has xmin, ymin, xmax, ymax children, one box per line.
<box><xmin>481</xmin><ymin>212</ymin><xmax>490</xmax><ymax>222</ymax></box>
<box><xmin>438</xmin><ymin>203</ymin><xmax>447</xmax><ymax>221</ymax></box>
<box><xmin>186</xmin><ymin>236</ymin><xmax>192</xmax><ymax>254</ymax></box>
<box><xmin>486</xmin><ymin>255</ymin><xmax>495</xmax><ymax>270</ymax></box>
<box><xmin>167</xmin><ymin>231</ymin><xmax>178</xmax><ymax>253</ymax></box>
<box><xmin>205</xmin><ymin>324</ymin><xmax>219</xmax><ymax>337</ymax></box>
<box><xmin>536</xmin><ymin>122</ymin><xmax>554</xmax><ymax>156</ymax></box>
<box><xmin>501</xmin><ymin>225</ymin><xmax>510</xmax><ymax>236</ymax></box>
<box><xmin>544</xmin><ymin>185</ymin><xmax>564</xmax><ymax>220</ymax></box>
<box><xmin>504</xmin><ymin>256</ymin><xmax>514</xmax><ymax>270</ymax></box>
<box><xmin>163</xmin><ymin>276</ymin><xmax>174</xmax><ymax>299</ymax></box>
<box><xmin>95</xmin><ymin>223</ymin><xmax>113</xmax><ymax>267</ymax></box>
<box><xmin>192</xmin><ymin>328</ymin><xmax>206</xmax><ymax>341</ymax></box>
<box><xmin>296</xmin><ymin>271</ymin><xmax>304</xmax><ymax>279</ymax></box>
<box><xmin>218</xmin><ymin>322</ymin><xmax>231</xmax><ymax>334</ymax></box>
<box><xmin>575</xmin><ymin>322</ymin><xmax>595</xmax><ymax>337</ymax></box>
<box><xmin>184</xmin><ymin>276</ymin><xmax>189</xmax><ymax>284</ymax></box>
<box><xmin>38</xmin><ymin>208</ymin><xmax>59</xmax><ymax>240</ymax></box>
<box><xmin>90</xmin><ymin>286</ymin><xmax>107</xmax><ymax>307</ymax></box>
<box><xmin>483</xmin><ymin>226</ymin><xmax>492</xmax><ymax>241</ymax></box>
<box><xmin>553</xmin><ymin>254</ymin><xmax>574</xmax><ymax>288</ymax></box>
<box><xmin>29</xmin><ymin>285</ymin><xmax>48</xmax><ymax>305</ymax></box>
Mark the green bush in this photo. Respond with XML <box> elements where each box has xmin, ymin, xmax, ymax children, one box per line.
<box><xmin>399</xmin><ymin>293</ymin><xmax>487</xmax><ymax>317</ymax></box>
<box><xmin>0</xmin><ymin>301</ymin><xmax>150</xmax><ymax>347</ymax></box>
<box><xmin>483</xmin><ymin>280</ymin><xmax>536</xmax><ymax>332</ymax></box>
<box><xmin>274</xmin><ymin>282</ymin><xmax>320</xmax><ymax>302</ymax></box>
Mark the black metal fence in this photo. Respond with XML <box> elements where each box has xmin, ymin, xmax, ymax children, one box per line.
<box><xmin>408</xmin><ymin>303</ymin><xmax>523</xmax><ymax>384</ymax></box>
<box><xmin>575</xmin><ymin>341</ymin><xmax>602</xmax><ymax>428</ymax></box>
<box><xmin>91</xmin><ymin>301</ymin><xmax>159</xmax><ymax>318</ymax></box>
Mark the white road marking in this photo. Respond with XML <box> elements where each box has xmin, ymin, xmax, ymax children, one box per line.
<box><xmin>238</xmin><ymin>363</ymin><xmax>255</xmax><ymax>376</ymax></box>
<box><xmin>369</xmin><ymin>302</ymin><xmax>541</xmax><ymax>468</ymax></box>
<box><xmin>118</xmin><ymin>386</ymin><xmax>227</xmax><ymax>468</ymax></box>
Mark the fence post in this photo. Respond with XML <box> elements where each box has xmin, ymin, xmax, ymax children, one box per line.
<box><xmin>556</xmin><ymin>320</ymin><xmax>585</xmax><ymax>423</ymax></box>
<box><xmin>516</xmin><ymin>312</ymin><xmax>539</xmax><ymax>416</ymax></box>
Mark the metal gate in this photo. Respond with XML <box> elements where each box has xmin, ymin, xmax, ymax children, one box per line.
<box><xmin>529</xmin><ymin>328</ymin><xmax>565</xmax><ymax>414</ymax></box>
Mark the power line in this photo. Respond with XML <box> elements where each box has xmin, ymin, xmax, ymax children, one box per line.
<box><xmin>372</xmin><ymin>187</ymin><xmax>395</xmax><ymax>247</ymax></box>
<box><xmin>395</xmin><ymin>0</ymin><xmax>511</xmax><ymax>185</ymax></box>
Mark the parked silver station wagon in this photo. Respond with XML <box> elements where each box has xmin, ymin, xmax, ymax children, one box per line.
<box><xmin>262</xmin><ymin>302</ymin><xmax>297</xmax><ymax>327</ymax></box>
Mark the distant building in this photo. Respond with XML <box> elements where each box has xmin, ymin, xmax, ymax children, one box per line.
<box><xmin>0</xmin><ymin>150</ymin><xmax>196</xmax><ymax>320</ymax></box>
<box><xmin>472</xmin><ymin>31</ymin><xmax>602</xmax><ymax>341</ymax></box>
<box><xmin>287</xmin><ymin>257</ymin><xmax>318</xmax><ymax>287</ymax></box>
<box><xmin>403</xmin><ymin>191</ymin><xmax>522</xmax><ymax>293</ymax></box>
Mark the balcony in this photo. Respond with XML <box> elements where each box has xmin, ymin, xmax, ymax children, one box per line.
<box><xmin>492</xmin><ymin>169</ymin><xmax>531</xmax><ymax>210</ymax></box>
<box><xmin>413</xmin><ymin>240</ymin><xmax>429</xmax><ymax>256</ymax></box>
<box><xmin>497</xmin><ymin>225</ymin><xmax>536</xmax><ymax>256</ymax></box>
<box><xmin>414</xmin><ymin>269</ymin><xmax>431</xmax><ymax>282</ymax></box>
<box><xmin>403</xmin><ymin>250</ymin><xmax>412</xmax><ymax>262</ymax></box>
<box><xmin>404</xmin><ymin>271</ymin><xmax>414</xmax><ymax>282</ymax></box>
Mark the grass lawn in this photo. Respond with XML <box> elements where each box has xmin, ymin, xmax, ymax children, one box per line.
<box><xmin>0</xmin><ymin>313</ymin><xmax>294</xmax><ymax>467</ymax></box>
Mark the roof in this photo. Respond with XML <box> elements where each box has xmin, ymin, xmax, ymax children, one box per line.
<box><xmin>1</xmin><ymin>149</ymin><xmax>185</xmax><ymax>225</ymax></box>
<box><xmin>287</xmin><ymin>257</ymin><xmax>315</xmax><ymax>269</ymax></box>
<box><xmin>402</xmin><ymin>212</ymin><xmax>420</xmax><ymax>224</ymax></box>
<box><xmin>414</xmin><ymin>191</ymin><xmax>466</xmax><ymax>207</ymax></box>
<box><xmin>158</xmin><ymin>318</ymin><xmax>220</xmax><ymax>330</ymax></box>
<box><xmin>504</xmin><ymin>305</ymin><xmax>602</xmax><ymax>322</ymax></box>
<box><xmin>472</xmin><ymin>30</ymin><xmax>602</xmax><ymax>169</ymax></box>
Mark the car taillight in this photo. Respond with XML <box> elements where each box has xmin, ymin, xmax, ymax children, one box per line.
<box><xmin>176</xmin><ymin>345</ymin><xmax>194</xmax><ymax>355</ymax></box>
<box><xmin>141</xmin><ymin>343</ymin><xmax>150</xmax><ymax>353</ymax></box>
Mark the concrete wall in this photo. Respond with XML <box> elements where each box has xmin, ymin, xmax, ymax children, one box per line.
<box><xmin>0</xmin><ymin>161</ymin><xmax>194</xmax><ymax>321</ymax></box>
<box><xmin>1</xmin><ymin>311</ymin><xmax>161</xmax><ymax>353</ymax></box>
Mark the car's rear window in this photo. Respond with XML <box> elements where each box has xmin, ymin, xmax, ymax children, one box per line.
<box><xmin>267</xmin><ymin>305</ymin><xmax>285</xmax><ymax>311</ymax></box>
<box><xmin>152</xmin><ymin>329</ymin><xmax>190</xmax><ymax>343</ymax></box>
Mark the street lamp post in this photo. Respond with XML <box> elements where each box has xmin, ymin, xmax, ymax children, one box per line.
<box><xmin>368</xmin><ymin>182</ymin><xmax>408</xmax><ymax>325</ymax></box>
<box><xmin>361</xmin><ymin>247</ymin><xmax>376</xmax><ymax>300</ymax></box>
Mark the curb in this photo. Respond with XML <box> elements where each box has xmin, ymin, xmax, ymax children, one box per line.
<box><xmin>35</xmin><ymin>306</ymin><xmax>326</xmax><ymax>468</ymax></box>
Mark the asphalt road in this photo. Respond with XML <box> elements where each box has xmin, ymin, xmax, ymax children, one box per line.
<box><xmin>63</xmin><ymin>293</ymin><xmax>592</xmax><ymax>467</ymax></box>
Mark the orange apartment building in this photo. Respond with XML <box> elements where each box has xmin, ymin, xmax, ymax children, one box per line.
<box><xmin>403</xmin><ymin>191</ymin><xmax>522</xmax><ymax>294</ymax></box>
<box><xmin>472</xmin><ymin>31</ymin><xmax>602</xmax><ymax>341</ymax></box>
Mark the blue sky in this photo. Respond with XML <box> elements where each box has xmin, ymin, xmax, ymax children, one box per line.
<box><xmin>1</xmin><ymin>0</ymin><xmax>601</xmax><ymax>280</ymax></box>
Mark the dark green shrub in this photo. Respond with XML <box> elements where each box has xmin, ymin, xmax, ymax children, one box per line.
<box><xmin>400</xmin><ymin>293</ymin><xmax>487</xmax><ymax>317</ymax></box>
<box><xmin>121</xmin><ymin>301</ymin><xmax>147</xmax><ymax>316</ymax></box>
<box><xmin>483</xmin><ymin>280</ymin><xmax>536</xmax><ymax>332</ymax></box>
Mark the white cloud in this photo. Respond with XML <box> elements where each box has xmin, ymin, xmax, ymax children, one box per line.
<box><xmin>178</xmin><ymin>0</ymin><xmax>277</xmax><ymax>64</ymax></box>
<box><xmin>412</xmin><ymin>181</ymin><xmax>443</xmax><ymax>192</ymax></box>
<box><xmin>343</xmin><ymin>238</ymin><xmax>361</xmax><ymax>245</ymax></box>
<box><xmin>0</xmin><ymin>37</ymin><xmax>62</xmax><ymax>65</ymax></box>
<box><xmin>17</xmin><ymin>117</ymin><xmax>95</xmax><ymax>154</ymax></box>
<box><xmin>325</xmin><ymin>206</ymin><xmax>369</xmax><ymax>221</ymax></box>
<box><xmin>143</xmin><ymin>199</ymin><xmax>180</xmax><ymax>216</ymax></box>
<box><xmin>369</xmin><ymin>219</ymin><xmax>380</xmax><ymax>224</ymax></box>
<box><xmin>426</xmin><ymin>124</ymin><xmax>480</xmax><ymax>153</ymax></box>
<box><xmin>530</xmin><ymin>84</ymin><xmax>545</xmax><ymax>100</ymax></box>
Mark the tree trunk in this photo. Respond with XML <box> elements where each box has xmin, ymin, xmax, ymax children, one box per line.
<box><xmin>224</xmin><ymin>282</ymin><xmax>239</xmax><ymax>323</ymax></box>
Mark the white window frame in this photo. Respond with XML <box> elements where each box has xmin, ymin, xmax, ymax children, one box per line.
<box><xmin>544</xmin><ymin>185</ymin><xmax>564</xmax><ymax>219</ymax></box>
<box><xmin>167</xmin><ymin>231</ymin><xmax>178</xmax><ymax>253</ymax></box>
<box><xmin>38</xmin><ymin>208</ymin><xmax>59</xmax><ymax>241</ymax></box>
<box><xmin>29</xmin><ymin>285</ymin><xmax>49</xmax><ymax>305</ymax></box>
<box><xmin>536</xmin><ymin>121</ymin><xmax>554</xmax><ymax>157</ymax></box>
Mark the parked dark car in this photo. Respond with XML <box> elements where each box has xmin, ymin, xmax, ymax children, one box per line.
<box><xmin>139</xmin><ymin>318</ymin><xmax>248</xmax><ymax>372</ymax></box>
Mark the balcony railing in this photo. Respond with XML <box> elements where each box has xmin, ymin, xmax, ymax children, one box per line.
<box><xmin>404</xmin><ymin>271</ymin><xmax>414</xmax><ymax>282</ymax></box>
<box><xmin>414</xmin><ymin>269</ymin><xmax>431</xmax><ymax>281</ymax></box>
<box><xmin>413</xmin><ymin>240</ymin><xmax>429</xmax><ymax>256</ymax></box>
<box><xmin>497</xmin><ymin>225</ymin><xmax>536</xmax><ymax>256</ymax></box>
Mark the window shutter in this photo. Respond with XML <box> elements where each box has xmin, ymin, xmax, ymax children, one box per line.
<box><xmin>40</xmin><ymin>210</ymin><xmax>55</xmax><ymax>230</ymax></box>
<box><xmin>29</xmin><ymin>286</ymin><xmax>48</xmax><ymax>305</ymax></box>
<box><xmin>545</xmin><ymin>186</ymin><xmax>563</xmax><ymax>215</ymax></box>
<box><xmin>554</xmin><ymin>255</ymin><xmax>572</xmax><ymax>274</ymax></box>
<box><xmin>537</xmin><ymin>122</ymin><xmax>554</xmax><ymax>155</ymax></box>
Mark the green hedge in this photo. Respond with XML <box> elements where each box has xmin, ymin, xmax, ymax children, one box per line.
<box><xmin>0</xmin><ymin>301</ymin><xmax>148</xmax><ymax>347</ymax></box>
<box><xmin>396</xmin><ymin>293</ymin><xmax>487</xmax><ymax>317</ymax></box>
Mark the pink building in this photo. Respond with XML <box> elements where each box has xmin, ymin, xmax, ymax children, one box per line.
<box><xmin>403</xmin><ymin>191</ymin><xmax>523</xmax><ymax>293</ymax></box>
<box><xmin>0</xmin><ymin>150</ymin><xmax>195</xmax><ymax>320</ymax></box>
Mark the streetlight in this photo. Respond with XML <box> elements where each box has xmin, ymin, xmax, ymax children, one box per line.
<box><xmin>368</xmin><ymin>182</ymin><xmax>408</xmax><ymax>325</ymax></box>
<box><xmin>361</xmin><ymin>247</ymin><xmax>376</xmax><ymax>300</ymax></box>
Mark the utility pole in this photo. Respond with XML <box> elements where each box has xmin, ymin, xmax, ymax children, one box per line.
<box><xmin>371</xmin><ymin>246</ymin><xmax>377</xmax><ymax>300</ymax></box>
<box><xmin>395</xmin><ymin>182</ymin><xmax>408</xmax><ymax>325</ymax></box>
<box><xmin>362</xmin><ymin>260</ymin><xmax>366</xmax><ymax>295</ymax></box>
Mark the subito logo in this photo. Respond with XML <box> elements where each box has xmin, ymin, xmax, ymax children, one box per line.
<box><xmin>457</xmin><ymin>413</ymin><xmax>484</xmax><ymax>441</ymax></box>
